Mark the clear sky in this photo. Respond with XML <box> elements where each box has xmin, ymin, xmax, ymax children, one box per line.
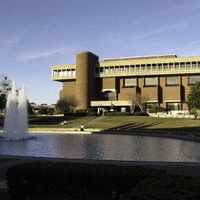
<box><xmin>1</xmin><ymin>0</ymin><xmax>200</xmax><ymax>104</ymax></box>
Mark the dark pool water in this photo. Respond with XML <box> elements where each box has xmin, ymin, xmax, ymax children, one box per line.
<box><xmin>0</xmin><ymin>134</ymin><xmax>200</xmax><ymax>162</ymax></box>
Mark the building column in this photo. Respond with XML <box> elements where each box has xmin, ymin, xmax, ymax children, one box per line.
<box><xmin>76</xmin><ymin>51</ymin><xmax>99</xmax><ymax>110</ymax></box>
<box><xmin>181</xmin><ymin>75</ymin><xmax>190</xmax><ymax>111</ymax></box>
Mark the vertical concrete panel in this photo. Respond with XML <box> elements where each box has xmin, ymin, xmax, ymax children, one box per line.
<box><xmin>102</xmin><ymin>77</ymin><xmax>116</xmax><ymax>89</ymax></box>
<box><xmin>182</xmin><ymin>75</ymin><xmax>190</xmax><ymax>110</ymax></box>
<box><xmin>159</xmin><ymin>76</ymin><xmax>165</xmax><ymax>108</ymax></box>
<box><xmin>61</xmin><ymin>81</ymin><xmax>76</xmax><ymax>99</ymax></box>
<box><xmin>76</xmin><ymin>51</ymin><xmax>99</xmax><ymax>110</ymax></box>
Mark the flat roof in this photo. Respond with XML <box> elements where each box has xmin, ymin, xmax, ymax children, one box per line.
<box><xmin>103</xmin><ymin>54</ymin><xmax>178</xmax><ymax>62</ymax></box>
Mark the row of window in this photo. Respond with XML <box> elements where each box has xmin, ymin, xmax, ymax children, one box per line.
<box><xmin>124</xmin><ymin>75</ymin><xmax>200</xmax><ymax>87</ymax></box>
<box><xmin>97</xmin><ymin>61</ymin><xmax>200</xmax><ymax>73</ymax></box>
<box><xmin>52</xmin><ymin>69</ymin><xmax>76</xmax><ymax>77</ymax></box>
<box><xmin>146</xmin><ymin>102</ymin><xmax>181</xmax><ymax>111</ymax></box>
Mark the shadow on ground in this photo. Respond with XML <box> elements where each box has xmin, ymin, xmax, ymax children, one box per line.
<box><xmin>96</xmin><ymin>121</ymin><xmax>200</xmax><ymax>141</ymax></box>
<box><xmin>3</xmin><ymin>161</ymin><xmax>200</xmax><ymax>200</ymax></box>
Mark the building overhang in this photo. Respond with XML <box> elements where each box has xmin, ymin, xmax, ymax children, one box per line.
<box><xmin>91</xmin><ymin>100</ymin><xmax>132</xmax><ymax>107</ymax></box>
<box><xmin>164</xmin><ymin>100</ymin><xmax>181</xmax><ymax>103</ymax></box>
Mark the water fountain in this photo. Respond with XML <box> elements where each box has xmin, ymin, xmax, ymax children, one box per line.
<box><xmin>3</xmin><ymin>81</ymin><xmax>32</xmax><ymax>140</ymax></box>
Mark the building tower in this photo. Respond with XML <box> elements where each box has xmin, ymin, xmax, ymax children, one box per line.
<box><xmin>76</xmin><ymin>51</ymin><xmax>99</xmax><ymax>110</ymax></box>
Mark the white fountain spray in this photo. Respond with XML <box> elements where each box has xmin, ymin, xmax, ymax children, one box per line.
<box><xmin>3</xmin><ymin>81</ymin><xmax>31</xmax><ymax>140</ymax></box>
<box><xmin>17</xmin><ymin>86</ymin><xmax>28</xmax><ymax>136</ymax></box>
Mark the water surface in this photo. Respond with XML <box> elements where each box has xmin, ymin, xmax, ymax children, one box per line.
<box><xmin>0</xmin><ymin>134</ymin><xmax>200</xmax><ymax>162</ymax></box>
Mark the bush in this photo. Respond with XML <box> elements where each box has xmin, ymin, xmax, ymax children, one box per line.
<box><xmin>74</xmin><ymin>109</ymin><xmax>98</xmax><ymax>116</ymax></box>
<box><xmin>56</xmin><ymin>96</ymin><xmax>77</xmax><ymax>114</ymax></box>
<box><xmin>105</xmin><ymin>112</ymin><xmax>131</xmax><ymax>116</ymax></box>
<box><xmin>131</xmin><ymin>111</ymin><xmax>149</xmax><ymax>116</ymax></box>
<box><xmin>75</xmin><ymin>109</ymin><xmax>87</xmax><ymax>116</ymax></box>
<box><xmin>87</xmin><ymin>108</ymin><xmax>97</xmax><ymax>116</ymax></box>
<box><xmin>75</xmin><ymin>109</ymin><xmax>87</xmax><ymax>113</ymax></box>
<box><xmin>0</xmin><ymin>94</ymin><xmax>6</xmax><ymax>111</ymax></box>
<box><xmin>187</xmin><ymin>82</ymin><xmax>200</xmax><ymax>110</ymax></box>
<box><xmin>148</xmin><ymin>106</ymin><xmax>165</xmax><ymax>113</ymax></box>
<box><xmin>190</xmin><ymin>108</ymin><xmax>200</xmax><ymax>119</ymax></box>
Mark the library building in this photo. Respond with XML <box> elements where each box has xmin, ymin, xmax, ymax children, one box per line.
<box><xmin>51</xmin><ymin>51</ymin><xmax>200</xmax><ymax>113</ymax></box>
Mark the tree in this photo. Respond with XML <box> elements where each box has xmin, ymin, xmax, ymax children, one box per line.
<box><xmin>187</xmin><ymin>82</ymin><xmax>200</xmax><ymax>118</ymax></box>
<box><xmin>0</xmin><ymin>94</ymin><xmax>6</xmax><ymax>111</ymax></box>
<box><xmin>56</xmin><ymin>96</ymin><xmax>77</xmax><ymax>114</ymax></box>
<box><xmin>130</xmin><ymin>94</ymin><xmax>149</xmax><ymax>113</ymax></box>
<box><xmin>27</xmin><ymin>101</ymin><xmax>34</xmax><ymax>115</ymax></box>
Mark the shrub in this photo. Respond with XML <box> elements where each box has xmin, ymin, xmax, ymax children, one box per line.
<box><xmin>131</xmin><ymin>111</ymin><xmax>149</xmax><ymax>116</ymax></box>
<box><xmin>56</xmin><ymin>96</ymin><xmax>77</xmax><ymax>114</ymax></box>
<box><xmin>105</xmin><ymin>112</ymin><xmax>131</xmax><ymax>116</ymax></box>
<box><xmin>187</xmin><ymin>82</ymin><xmax>200</xmax><ymax>110</ymax></box>
<box><xmin>148</xmin><ymin>106</ymin><xmax>165</xmax><ymax>113</ymax></box>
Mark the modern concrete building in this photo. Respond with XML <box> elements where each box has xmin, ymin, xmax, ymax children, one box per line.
<box><xmin>51</xmin><ymin>51</ymin><xmax>200</xmax><ymax>113</ymax></box>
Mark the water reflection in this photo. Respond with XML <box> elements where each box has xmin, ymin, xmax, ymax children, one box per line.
<box><xmin>0</xmin><ymin>134</ymin><xmax>200</xmax><ymax>162</ymax></box>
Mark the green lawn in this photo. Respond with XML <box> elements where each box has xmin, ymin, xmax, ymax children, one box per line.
<box><xmin>24</xmin><ymin>115</ymin><xmax>200</xmax><ymax>133</ymax></box>
<box><xmin>1</xmin><ymin>115</ymin><xmax>200</xmax><ymax>132</ymax></box>
<box><xmin>87</xmin><ymin>116</ymin><xmax>200</xmax><ymax>130</ymax></box>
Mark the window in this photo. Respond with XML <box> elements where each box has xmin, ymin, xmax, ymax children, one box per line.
<box><xmin>186</xmin><ymin>62</ymin><xmax>191</xmax><ymax>67</ymax></box>
<box><xmin>72</xmin><ymin>69</ymin><xmax>76</xmax><ymax>76</ymax></box>
<box><xmin>166</xmin><ymin>103</ymin><xmax>181</xmax><ymax>111</ymax></box>
<box><xmin>175</xmin><ymin>63</ymin><xmax>179</xmax><ymax>68</ymax></box>
<box><xmin>145</xmin><ymin>103</ymin><xmax>160</xmax><ymax>113</ymax></box>
<box><xmin>192</xmin><ymin>62</ymin><xmax>197</xmax><ymax>67</ymax></box>
<box><xmin>102</xmin><ymin>91</ymin><xmax>115</xmax><ymax>101</ymax></box>
<box><xmin>180</xmin><ymin>62</ymin><xmax>185</xmax><ymax>68</ymax></box>
<box><xmin>120</xmin><ymin>66</ymin><xmax>124</xmax><ymax>72</ymax></box>
<box><xmin>124</xmin><ymin>78</ymin><xmax>137</xmax><ymax>87</ymax></box>
<box><xmin>188</xmin><ymin>75</ymin><xmax>200</xmax><ymax>85</ymax></box>
<box><xmin>63</xmin><ymin>70</ymin><xmax>67</xmax><ymax>76</ymax></box>
<box><xmin>166</xmin><ymin>76</ymin><xmax>179</xmax><ymax>86</ymax></box>
<box><xmin>110</xmin><ymin>66</ymin><xmax>114</xmax><ymax>73</ymax></box>
<box><xmin>67</xmin><ymin>69</ymin><xmax>71</xmax><ymax>76</ymax></box>
<box><xmin>163</xmin><ymin>63</ymin><xmax>168</xmax><ymax>68</ymax></box>
<box><xmin>115</xmin><ymin>66</ymin><xmax>119</xmax><ymax>73</ymax></box>
<box><xmin>105</xmin><ymin>67</ymin><xmax>109</xmax><ymax>73</ymax></box>
<box><xmin>144</xmin><ymin>77</ymin><xmax>158</xmax><ymax>86</ymax></box>
<box><xmin>130</xmin><ymin>65</ymin><xmax>135</xmax><ymax>69</ymax></box>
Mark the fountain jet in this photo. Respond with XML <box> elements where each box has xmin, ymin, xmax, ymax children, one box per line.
<box><xmin>3</xmin><ymin>82</ymin><xmax>31</xmax><ymax>140</ymax></box>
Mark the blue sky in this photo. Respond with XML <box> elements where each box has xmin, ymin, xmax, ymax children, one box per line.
<box><xmin>1</xmin><ymin>0</ymin><xmax>200</xmax><ymax>104</ymax></box>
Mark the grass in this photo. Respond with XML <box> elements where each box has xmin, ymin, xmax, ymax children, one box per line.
<box><xmin>86</xmin><ymin>116</ymin><xmax>200</xmax><ymax>130</ymax></box>
<box><xmin>1</xmin><ymin>115</ymin><xmax>200</xmax><ymax>132</ymax></box>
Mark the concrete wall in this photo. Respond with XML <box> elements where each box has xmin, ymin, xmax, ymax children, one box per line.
<box><xmin>118</xmin><ymin>78</ymin><xmax>137</xmax><ymax>101</ymax></box>
<box><xmin>181</xmin><ymin>75</ymin><xmax>190</xmax><ymax>110</ymax></box>
<box><xmin>76</xmin><ymin>51</ymin><xmax>99</xmax><ymax>110</ymax></box>
<box><xmin>102</xmin><ymin>77</ymin><xmax>116</xmax><ymax>90</ymax></box>
<box><xmin>60</xmin><ymin>80</ymin><xmax>76</xmax><ymax>99</ymax></box>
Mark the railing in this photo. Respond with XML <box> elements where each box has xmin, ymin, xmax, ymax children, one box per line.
<box><xmin>51</xmin><ymin>63</ymin><xmax>200</xmax><ymax>81</ymax></box>
<box><xmin>52</xmin><ymin>74</ymin><xmax>76</xmax><ymax>80</ymax></box>
<box><xmin>97</xmin><ymin>65</ymin><xmax>200</xmax><ymax>78</ymax></box>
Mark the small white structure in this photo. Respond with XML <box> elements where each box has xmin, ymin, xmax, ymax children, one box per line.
<box><xmin>0</xmin><ymin>75</ymin><xmax>12</xmax><ymax>96</ymax></box>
